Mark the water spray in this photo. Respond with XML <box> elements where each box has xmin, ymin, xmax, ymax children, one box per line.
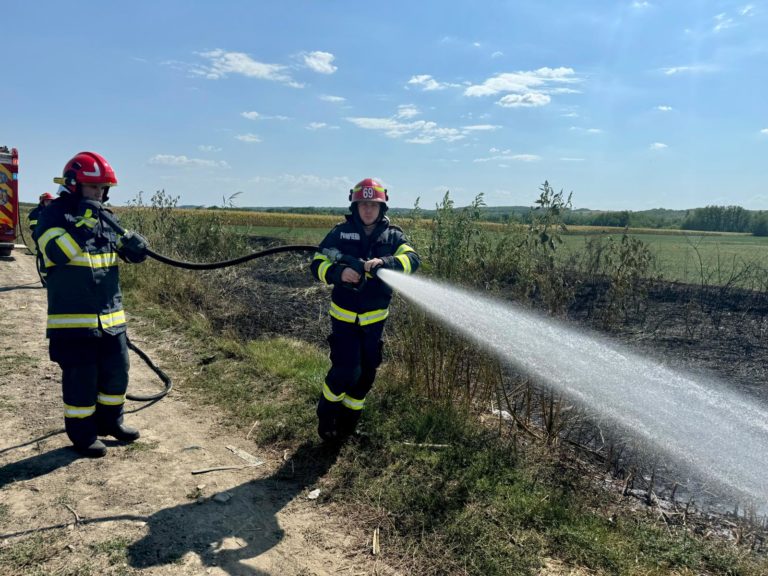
<box><xmin>377</xmin><ymin>269</ymin><xmax>768</xmax><ymax>508</ymax></box>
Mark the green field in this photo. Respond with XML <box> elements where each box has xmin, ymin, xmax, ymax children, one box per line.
<box><xmin>559</xmin><ymin>231</ymin><xmax>768</xmax><ymax>285</ymax></box>
<box><xmin>224</xmin><ymin>215</ymin><xmax>768</xmax><ymax>286</ymax></box>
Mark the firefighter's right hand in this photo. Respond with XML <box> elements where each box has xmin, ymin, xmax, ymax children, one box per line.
<box><xmin>118</xmin><ymin>230</ymin><xmax>149</xmax><ymax>263</ymax></box>
<box><xmin>340</xmin><ymin>267</ymin><xmax>362</xmax><ymax>284</ymax></box>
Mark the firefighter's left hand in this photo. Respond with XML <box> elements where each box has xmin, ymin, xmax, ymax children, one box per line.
<box><xmin>119</xmin><ymin>230</ymin><xmax>149</xmax><ymax>263</ymax></box>
<box><xmin>364</xmin><ymin>258</ymin><xmax>384</xmax><ymax>272</ymax></box>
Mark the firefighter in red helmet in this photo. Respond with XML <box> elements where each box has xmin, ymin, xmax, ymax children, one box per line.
<box><xmin>29</xmin><ymin>192</ymin><xmax>56</xmax><ymax>285</ymax></box>
<box><xmin>29</xmin><ymin>192</ymin><xmax>54</xmax><ymax>233</ymax></box>
<box><xmin>310</xmin><ymin>178</ymin><xmax>420</xmax><ymax>441</ymax></box>
<box><xmin>33</xmin><ymin>152</ymin><xmax>149</xmax><ymax>457</ymax></box>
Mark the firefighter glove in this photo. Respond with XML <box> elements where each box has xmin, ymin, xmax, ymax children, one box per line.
<box><xmin>118</xmin><ymin>230</ymin><xmax>149</xmax><ymax>263</ymax></box>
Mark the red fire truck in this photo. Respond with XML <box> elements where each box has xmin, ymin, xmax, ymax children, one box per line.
<box><xmin>0</xmin><ymin>146</ymin><xmax>19</xmax><ymax>257</ymax></box>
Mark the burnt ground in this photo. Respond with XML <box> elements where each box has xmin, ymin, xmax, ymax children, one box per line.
<box><xmin>215</xmin><ymin>246</ymin><xmax>768</xmax><ymax>522</ymax></box>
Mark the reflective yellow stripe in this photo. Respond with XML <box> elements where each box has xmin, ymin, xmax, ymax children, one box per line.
<box><xmin>329</xmin><ymin>302</ymin><xmax>388</xmax><ymax>325</ymax></box>
<box><xmin>38</xmin><ymin>227</ymin><xmax>67</xmax><ymax>266</ymax></box>
<box><xmin>64</xmin><ymin>404</ymin><xmax>96</xmax><ymax>419</ymax></box>
<box><xmin>100</xmin><ymin>310</ymin><xmax>126</xmax><ymax>328</ymax></box>
<box><xmin>342</xmin><ymin>395</ymin><xmax>365</xmax><ymax>410</ymax></box>
<box><xmin>47</xmin><ymin>314</ymin><xmax>99</xmax><ymax>329</ymax></box>
<box><xmin>67</xmin><ymin>252</ymin><xmax>118</xmax><ymax>268</ymax></box>
<box><xmin>29</xmin><ymin>219</ymin><xmax>38</xmax><ymax>226</ymax></box>
<box><xmin>394</xmin><ymin>244</ymin><xmax>415</xmax><ymax>256</ymax></box>
<box><xmin>75</xmin><ymin>208</ymin><xmax>98</xmax><ymax>229</ymax></box>
<box><xmin>318</xmin><ymin>261</ymin><xmax>332</xmax><ymax>284</ymax></box>
<box><xmin>313</xmin><ymin>253</ymin><xmax>333</xmax><ymax>284</ymax></box>
<box><xmin>323</xmin><ymin>382</ymin><xmax>346</xmax><ymax>403</ymax></box>
<box><xmin>97</xmin><ymin>393</ymin><xmax>125</xmax><ymax>406</ymax></box>
<box><xmin>358</xmin><ymin>308</ymin><xmax>389</xmax><ymax>326</ymax></box>
<box><xmin>396</xmin><ymin>254</ymin><xmax>412</xmax><ymax>274</ymax></box>
<box><xmin>54</xmin><ymin>233</ymin><xmax>82</xmax><ymax>259</ymax></box>
<box><xmin>329</xmin><ymin>302</ymin><xmax>358</xmax><ymax>323</ymax></box>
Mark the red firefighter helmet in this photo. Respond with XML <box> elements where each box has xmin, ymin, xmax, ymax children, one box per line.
<box><xmin>349</xmin><ymin>178</ymin><xmax>388</xmax><ymax>204</ymax></box>
<box><xmin>53</xmin><ymin>151</ymin><xmax>118</xmax><ymax>194</ymax></box>
<box><xmin>39</xmin><ymin>192</ymin><xmax>55</xmax><ymax>202</ymax></box>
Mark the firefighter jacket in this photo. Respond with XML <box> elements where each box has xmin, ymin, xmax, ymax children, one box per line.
<box><xmin>310</xmin><ymin>214</ymin><xmax>420</xmax><ymax>325</ymax></box>
<box><xmin>29</xmin><ymin>203</ymin><xmax>46</xmax><ymax>233</ymax></box>
<box><xmin>33</xmin><ymin>193</ymin><xmax>133</xmax><ymax>338</ymax></box>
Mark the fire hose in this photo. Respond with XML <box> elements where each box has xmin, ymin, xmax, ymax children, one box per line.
<box><xmin>93</xmin><ymin>209</ymin><xmax>320</xmax><ymax>401</ymax></box>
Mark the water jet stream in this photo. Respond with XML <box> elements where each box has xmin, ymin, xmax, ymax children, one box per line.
<box><xmin>378</xmin><ymin>269</ymin><xmax>768</xmax><ymax>506</ymax></box>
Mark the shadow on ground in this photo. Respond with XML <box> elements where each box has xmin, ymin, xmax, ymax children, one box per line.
<box><xmin>127</xmin><ymin>441</ymin><xmax>340</xmax><ymax>575</ymax></box>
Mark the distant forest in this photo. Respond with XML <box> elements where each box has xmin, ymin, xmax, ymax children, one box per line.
<box><xmin>203</xmin><ymin>204</ymin><xmax>768</xmax><ymax>236</ymax></box>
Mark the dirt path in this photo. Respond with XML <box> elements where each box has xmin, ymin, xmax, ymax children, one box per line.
<box><xmin>0</xmin><ymin>249</ymin><xmax>391</xmax><ymax>576</ymax></box>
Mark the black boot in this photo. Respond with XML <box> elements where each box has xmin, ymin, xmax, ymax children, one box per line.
<box><xmin>100</xmin><ymin>423</ymin><xmax>140</xmax><ymax>443</ymax></box>
<box><xmin>73</xmin><ymin>439</ymin><xmax>107</xmax><ymax>458</ymax></box>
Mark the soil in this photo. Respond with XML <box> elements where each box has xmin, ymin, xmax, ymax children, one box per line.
<box><xmin>0</xmin><ymin>249</ymin><xmax>397</xmax><ymax>576</ymax></box>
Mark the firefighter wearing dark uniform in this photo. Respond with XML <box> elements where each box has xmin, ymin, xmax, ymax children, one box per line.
<box><xmin>33</xmin><ymin>151</ymin><xmax>149</xmax><ymax>458</ymax></box>
<box><xmin>28</xmin><ymin>192</ymin><xmax>54</xmax><ymax>233</ymax></box>
<box><xmin>29</xmin><ymin>192</ymin><xmax>54</xmax><ymax>286</ymax></box>
<box><xmin>310</xmin><ymin>178</ymin><xmax>420</xmax><ymax>441</ymax></box>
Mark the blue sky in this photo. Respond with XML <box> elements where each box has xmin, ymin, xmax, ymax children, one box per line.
<box><xmin>6</xmin><ymin>1</ymin><xmax>768</xmax><ymax>210</ymax></box>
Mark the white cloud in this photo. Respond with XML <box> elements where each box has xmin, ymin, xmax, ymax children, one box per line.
<box><xmin>250</xmin><ymin>174</ymin><xmax>352</xmax><ymax>190</ymax></box>
<box><xmin>303</xmin><ymin>51</ymin><xmax>337</xmax><ymax>74</ymax></box>
<box><xmin>656</xmin><ymin>105</ymin><xmax>673</xmax><ymax>111</ymax></box>
<box><xmin>713</xmin><ymin>13</ymin><xmax>735</xmax><ymax>33</ymax></box>
<box><xmin>561</xmin><ymin>112</ymin><xmax>580</xmax><ymax>118</ymax></box>
<box><xmin>464</xmin><ymin>67</ymin><xmax>580</xmax><ymax>108</ymax></box>
<box><xmin>306</xmin><ymin>122</ymin><xmax>339</xmax><ymax>130</ymax></box>
<box><xmin>632</xmin><ymin>1</ymin><xmax>651</xmax><ymax>8</ymax></box>
<box><xmin>346</xmin><ymin>116</ymin><xmax>465</xmax><ymax>144</ymax></box>
<box><xmin>396</xmin><ymin>104</ymin><xmax>420</xmax><ymax>119</ymax></box>
<box><xmin>497</xmin><ymin>93</ymin><xmax>551</xmax><ymax>108</ymax></box>
<box><xmin>474</xmin><ymin>150</ymin><xmax>541</xmax><ymax>162</ymax></box>
<box><xmin>406</xmin><ymin>74</ymin><xmax>459</xmax><ymax>91</ymax></box>
<box><xmin>560</xmin><ymin>157</ymin><xmax>585</xmax><ymax>162</ymax></box>
<box><xmin>465</xmin><ymin>67</ymin><xmax>579</xmax><ymax>97</ymax></box>
<box><xmin>198</xmin><ymin>145</ymin><xmax>222</xmax><ymax>152</ymax></box>
<box><xmin>241</xmin><ymin>111</ymin><xmax>290</xmax><ymax>121</ymax></box>
<box><xmin>472</xmin><ymin>42</ymin><xmax>481</xmax><ymax>48</ymax></box>
<box><xmin>760</xmin><ymin>128</ymin><xmax>768</xmax><ymax>135</ymax></box>
<box><xmin>740</xmin><ymin>5</ymin><xmax>754</xmax><ymax>17</ymax></box>
<box><xmin>320</xmin><ymin>94</ymin><xmax>346</xmax><ymax>103</ymax></box>
<box><xmin>661</xmin><ymin>64</ymin><xmax>716</xmax><ymax>75</ymax></box>
<box><xmin>149</xmin><ymin>154</ymin><xmax>229</xmax><ymax>168</ymax></box>
<box><xmin>236</xmin><ymin>133</ymin><xmax>262</xmax><ymax>143</ymax></box>
<box><xmin>650</xmin><ymin>142</ymin><xmax>668</xmax><ymax>149</ymax></box>
<box><xmin>194</xmin><ymin>49</ymin><xmax>302</xmax><ymax>87</ymax></box>
<box><xmin>570</xmin><ymin>126</ymin><xmax>603</xmax><ymax>134</ymax></box>
<box><xmin>491</xmin><ymin>51</ymin><xmax>504</xmax><ymax>59</ymax></box>
<box><xmin>462</xmin><ymin>124</ymin><xmax>501</xmax><ymax>131</ymax></box>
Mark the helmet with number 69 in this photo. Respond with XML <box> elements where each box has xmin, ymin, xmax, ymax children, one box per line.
<box><xmin>349</xmin><ymin>178</ymin><xmax>388</xmax><ymax>204</ymax></box>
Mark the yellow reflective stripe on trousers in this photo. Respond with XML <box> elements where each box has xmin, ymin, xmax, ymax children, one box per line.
<box><xmin>100</xmin><ymin>309</ymin><xmax>126</xmax><ymax>328</ymax></box>
<box><xmin>67</xmin><ymin>252</ymin><xmax>119</xmax><ymax>268</ymax></box>
<box><xmin>358</xmin><ymin>308</ymin><xmax>389</xmax><ymax>326</ymax></box>
<box><xmin>342</xmin><ymin>394</ymin><xmax>365</xmax><ymax>410</ymax></box>
<box><xmin>64</xmin><ymin>404</ymin><xmax>96</xmax><ymax>418</ymax></box>
<box><xmin>394</xmin><ymin>244</ymin><xmax>415</xmax><ymax>256</ymax></box>
<box><xmin>395</xmin><ymin>254</ymin><xmax>412</xmax><ymax>274</ymax></box>
<box><xmin>329</xmin><ymin>302</ymin><xmax>388</xmax><ymax>325</ymax></box>
<box><xmin>48</xmin><ymin>314</ymin><xmax>99</xmax><ymax>329</ymax></box>
<box><xmin>97</xmin><ymin>393</ymin><xmax>125</xmax><ymax>406</ymax></box>
<box><xmin>329</xmin><ymin>302</ymin><xmax>357</xmax><ymax>323</ymax></box>
<box><xmin>322</xmin><ymin>382</ymin><xmax>345</xmax><ymax>403</ymax></box>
